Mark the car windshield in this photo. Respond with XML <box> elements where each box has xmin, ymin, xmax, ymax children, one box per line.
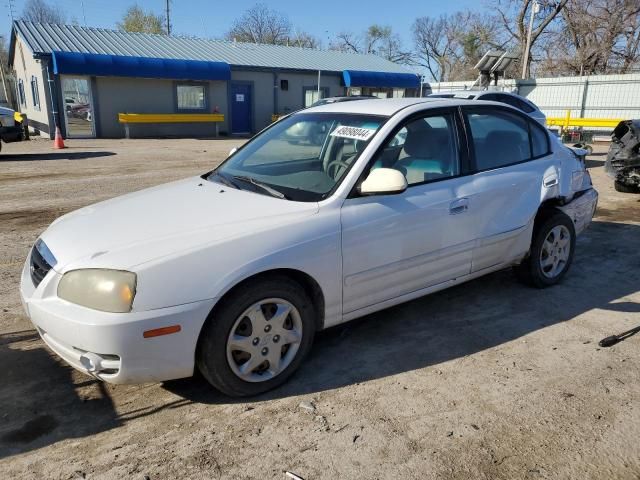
<box><xmin>209</xmin><ymin>113</ymin><xmax>385</xmax><ymax>202</ymax></box>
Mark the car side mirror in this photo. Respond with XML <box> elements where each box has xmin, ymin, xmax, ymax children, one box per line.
<box><xmin>228</xmin><ymin>147</ymin><xmax>238</xmax><ymax>157</ymax></box>
<box><xmin>359</xmin><ymin>168</ymin><xmax>408</xmax><ymax>196</ymax></box>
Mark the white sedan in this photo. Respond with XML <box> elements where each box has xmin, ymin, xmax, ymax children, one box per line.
<box><xmin>20</xmin><ymin>98</ymin><xmax>598</xmax><ymax>396</ymax></box>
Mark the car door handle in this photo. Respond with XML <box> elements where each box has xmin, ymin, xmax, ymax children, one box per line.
<box><xmin>449</xmin><ymin>198</ymin><xmax>469</xmax><ymax>215</ymax></box>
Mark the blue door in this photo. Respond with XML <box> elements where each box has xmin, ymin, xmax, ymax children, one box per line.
<box><xmin>231</xmin><ymin>83</ymin><xmax>252</xmax><ymax>134</ymax></box>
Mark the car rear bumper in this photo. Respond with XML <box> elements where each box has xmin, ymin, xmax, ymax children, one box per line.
<box><xmin>558</xmin><ymin>188</ymin><xmax>598</xmax><ymax>235</ymax></box>
<box><xmin>19</xmin><ymin>255</ymin><xmax>215</xmax><ymax>384</ymax></box>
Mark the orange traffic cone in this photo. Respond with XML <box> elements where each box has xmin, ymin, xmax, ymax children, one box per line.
<box><xmin>53</xmin><ymin>126</ymin><xmax>66</xmax><ymax>149</ymax></box>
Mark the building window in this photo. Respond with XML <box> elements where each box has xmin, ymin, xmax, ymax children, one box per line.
<box><xmin>18</xmin><ymin>79</ymin><xmax>26</xmax><ymax>106</ymax></box>
<box><xmin>31</xmin><ymin>76</ymin><xmax>40</xmax><ymax>110</ymax></box>
<box><xmin>303</xmin><ymin>86</ymin><xmax>329</xmax><ymax>107</ymax></box>
<box><xmin>176</xmin><ymin>84</ymin><xmax>206</xmax><ymax>110</ymax></box>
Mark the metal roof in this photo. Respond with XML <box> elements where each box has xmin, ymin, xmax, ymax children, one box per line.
<box><xmin>11</xmin><ymin>21</ymin><xmax>412</xmax><ymax>75</ymax></box>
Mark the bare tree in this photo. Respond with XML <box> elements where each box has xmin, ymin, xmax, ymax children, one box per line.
<box><xmin>413</xmin><ymin>12</ymin><xmax>501</xmax><ymax>81</ymax></box>
<box><xmin>117</xmin><ymin>5</ymin><xmax>165</xmax><ymax>35</ymax></box>
<box><xmin>0</xmin><ymin>36</ymin><xmax>8</xmax><ymax>67</ymax></box>
<box><xmin>331</xmin><ymin>25</ymin><xmax>412</xmax><ymax>64</ymax></box>
<box><xmin>21</xmin><ymin>0</ymin><xmax>66</xmax><ymax>24</ymax></box>
<box><xmin>291</xmin><ymin>31</ymin><xmax>322</xmax><ymax>49</ymax></box>
<box><xmin>492</xmin><ymin>0</ymin><xmax>568</xmax><ymax>77</ymax></box>
<box><xmin>330</xmin><ymin>32</ymin><xmax>361</xmax><ymax>53</ymax></box>
<box><xmin>539</xmin><ymin>0</ymin><xmax>640</xmax><ymax>75</ymax></box>
<box><xmin>226</xmin><ymin>3</ymin><xmax>292</xmax><ymax>44</ymax></box>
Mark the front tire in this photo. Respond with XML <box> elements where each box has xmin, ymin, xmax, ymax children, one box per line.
<box><xmin>514</xmin><ymin>211</ymin><xmax>576</xmax><ymax>288</ymax></box>
<box><xmin>197</xmin><ymin>276</ymin><xmax>316</xmax><ymax>397</ymax></box>
<box><xmin>614</xmin><ymin>180</ymin><xmax>640</xmax><ymax>194</ymax></box>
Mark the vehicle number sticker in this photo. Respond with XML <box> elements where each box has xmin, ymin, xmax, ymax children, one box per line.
<box><xmin>330</xmin><ymin>125</ymin><xmax>376</xmax><ymax>141</ymax></box>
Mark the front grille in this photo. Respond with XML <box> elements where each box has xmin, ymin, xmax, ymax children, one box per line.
<box><xmin>30</xmin><ymin>243</ymin><xmax>53</xmax><ymax>287</ymax></box>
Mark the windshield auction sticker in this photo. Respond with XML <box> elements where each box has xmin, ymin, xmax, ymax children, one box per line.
<box><xmin>330</xmin><ymin>126</ymin><xmax>376</xmax><ymax>141</ymax></box>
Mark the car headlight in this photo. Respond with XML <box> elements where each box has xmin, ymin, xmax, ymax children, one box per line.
<box><xmin>57</xmin><ymin>269</ymin><xmax>137</xmax><ymax>313</ymax></box>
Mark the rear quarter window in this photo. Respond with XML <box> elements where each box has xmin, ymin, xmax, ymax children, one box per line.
<box><xmin>530</xmin><ymin>121</ymin><xmax>550</xmax><ymax>157</ymax></box>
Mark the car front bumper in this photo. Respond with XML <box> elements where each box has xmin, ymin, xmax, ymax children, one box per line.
<box><xmin>19</xmin><ymin>254</ymin><xmax>215</xmax><ymax>384</ymax></box>
<box><xmin>558</xmin><ymin>188</ymin><xmax>598</xmax><ymax>235</ymax></box>
<box><xmin>0</xmin><ymin>124</ymin><xmax>25</xmax><ymax>143</ymax></box>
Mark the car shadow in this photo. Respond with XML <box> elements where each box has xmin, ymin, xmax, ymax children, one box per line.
<box><xmin>0</xmin><ymin>330</ymin><xmax>124</xmax><ymax>460</ymax></box>
<box><xmin>164</xmin><ymin>220</ymin><xmax>640</xmax><ymax>404</ymax></box>
<box><xmin>1</xmin><ymin>221</ymin><xmax>638</xmax><ymax>458</ymax></box>
<box><xmin>0</xmin><ymin>151</ymin><xmax>116</xmax><ymax>162</ymax></box>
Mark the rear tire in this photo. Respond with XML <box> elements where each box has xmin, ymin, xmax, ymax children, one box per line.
<box><xmin>197</xmin><ymin>276</ymin><xmax>316</xmax><ymax>397</ymax></box>
<box><xmin>514</xmin><ymin>210</ymin><xmax>576</xmax><ymax>288</ymax></box>
<box><xmin>614</xmin><ymin>180</ymin><xmax>640</xmax><ymax>194</ymax></box>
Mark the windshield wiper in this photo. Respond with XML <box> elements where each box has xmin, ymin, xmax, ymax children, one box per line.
<box><xmin>210</xmin><ymin>172</ymin><xmax>240</xmax><ymax>189</ymax></box>
<box><xmin>232</xmin><ymin>175</ymin><xmax>289</xmax><ymax>199</ymax></box>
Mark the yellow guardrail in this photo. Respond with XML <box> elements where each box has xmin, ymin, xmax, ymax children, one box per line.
<box><xmin>118</xmin><ymin>113</ymin><xmax>225</xmax><ymax>138</ymax></box>
<box><xmin>118</xmin><ymin>113</ymin><xmax>224</xmax><ymax>124</ymax></box>
<box><xmin>546</xmin><ymin>110</ymin><xmax>622</xmax><ymax>130</ymax></box>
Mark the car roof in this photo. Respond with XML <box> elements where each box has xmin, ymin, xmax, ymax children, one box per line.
<box><xmin>303</xmin><ymin>97</ymin><xmax>471</xmax><ymax>116</ymax></box>
<box><xmin>430</xmin><ymin>90</ymin><xmax>532</xmax><ymax>100</ymax></box>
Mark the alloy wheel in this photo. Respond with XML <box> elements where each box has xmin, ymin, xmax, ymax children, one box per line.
<box><xmin>539</xmin><ymin>225</ymin><xmax>571</xmax><ymax>278</ymax></box>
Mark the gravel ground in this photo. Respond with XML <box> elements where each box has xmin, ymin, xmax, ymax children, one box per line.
<box><xmin>0</xmin><ymin>138</ymin><xmax>639</xmax><ymax>480</ymax></box>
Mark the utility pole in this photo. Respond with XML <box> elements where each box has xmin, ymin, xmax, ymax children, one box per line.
<box><xmin>521</xmin><ymin>0</ymin><xmax>539</xmax><ymax>79</ymax></box>
<box><xmin>165</xmin><ymin>0</ymin><xmax>171</xmax><ymax>36</ymax></box>
<box><xmin>7</xmin><ymin>0</ymin><xmax>16</xmax><ymax>22</ymax></box>
<box><xmin>80</xmin><ymin>0</ymin><xmax>87</xmax><ymax>26</ymax></box>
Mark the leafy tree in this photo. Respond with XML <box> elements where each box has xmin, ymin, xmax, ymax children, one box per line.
<box><xmin>21</xmin><ymin>0</ymin><xmax>65</xmax><ymax>24</ymax></box>
<box><xmin>117</xmin><ymin>5</ymin><xmax>165</xmax><ymax>35</ymax></box>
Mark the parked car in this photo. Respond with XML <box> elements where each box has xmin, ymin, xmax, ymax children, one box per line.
<box><xmin>428</xmin><ymin>90</ymin><xmax>547</xmax><ymax>126</ymax></box>
<box><xmin>0</xmin><ymin>106</ymin><xmax>26</xmax><ymax>151</ymax></box>
<box><xmin>285</xmin><ymin>96</ymin><xmax>377</xmax><ymax>144</ymax></box>
<box><xmin>20</xmin><ymin>98</ymin><xmax>597</xmax><ymax>397</ymax></box>
<box><xmin>311</xmin><ymin>95</ymin><xmax>378</xmax><ymax>107</ymax></box>
<box><xmin>605</xmin><ymin>119</ymin><xmax>640</xmax><ymax>193</ymax></box>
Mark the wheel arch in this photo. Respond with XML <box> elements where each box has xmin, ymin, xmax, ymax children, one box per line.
<box><xmin>517</xmin><ymin>198</ymin><xmax>571</xmax><ymax>264</ymax></box>
<box><xmin>536</xmin><ymin>198</ymin><xmax>570</xmax><ymax>223</ymax></box>
<box><xmin>201</xmin><ymin>268</ymin><xmax>326</xmax><ymax>336</ymax></box>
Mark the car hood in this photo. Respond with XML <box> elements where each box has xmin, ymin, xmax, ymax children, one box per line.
<box><xmin>41</xmin><ymin>176</ymin><xmax>319</xmax><ymax>272</ymax></box>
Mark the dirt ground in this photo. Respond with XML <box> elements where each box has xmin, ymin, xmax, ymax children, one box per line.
<box><xmin>0</xmin><ymin>138</ymin><xmax>639</xmax><ymax>480</ymax></box>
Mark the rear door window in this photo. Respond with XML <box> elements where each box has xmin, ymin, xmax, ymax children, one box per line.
<box><xmin>465</xmin><ymin>108</ymin><xmax>531</xmax><ymax>171</ymax></box>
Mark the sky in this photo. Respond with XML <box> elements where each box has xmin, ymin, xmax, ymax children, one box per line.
<box><xmin>1</xmin><ymin>0</ymin><xmax>480</xmax><ymax>48</ymax></box>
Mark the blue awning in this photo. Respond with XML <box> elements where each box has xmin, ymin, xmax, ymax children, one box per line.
<box><xmin>343</xmin><ymin>70</ymin><xmax>420</xmax><ymax>89</ymax></box>
<box><xmin>52</xmin><ymin>51</ymin><xmax>231</xmax><ymax>81</ymax></box>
